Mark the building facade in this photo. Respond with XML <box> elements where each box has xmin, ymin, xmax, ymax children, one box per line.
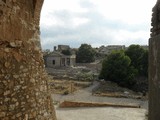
<box><xmin>44</xmin><ymin>51</ymin><xmax>76</xmax><ymax>68</ymax></box>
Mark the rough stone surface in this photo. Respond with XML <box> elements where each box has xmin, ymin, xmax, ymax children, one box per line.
<box><xmin>151</xmin><ymin>0</ymin><xmax>160</xmax><ymax>37</ymax></box>
<box><xmin>149</xmin><ymin>0</ymin><xmax>160</xmax><ymax>120</ymax></box>
<box><xmin>149</xmin><ymin>35</ymin><xmax>160</xmax><ymax>120</ymax></box>
<box><xmin>0</xmin><ymin>0</ymin><xmax>56</xmax><ymax>119</ymax></box>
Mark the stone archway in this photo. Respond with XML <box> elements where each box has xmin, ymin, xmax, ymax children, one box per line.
<box><xmin>0</xmin><ymin>0</ymin><xmax>56</xmax><ymax>119</ymax></box>
<box><xmin>0</xmin><ymin>0</ymin><xmax>160</xmax><ymax>120</ymax></box>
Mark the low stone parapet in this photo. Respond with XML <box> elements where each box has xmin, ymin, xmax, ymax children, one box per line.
<box><xmin>59</xmin><ymin>101</ymin><xmax>141</xmax><ymax>108</ymax></box>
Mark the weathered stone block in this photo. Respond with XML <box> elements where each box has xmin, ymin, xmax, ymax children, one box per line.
<box><xmin>0</xmin><ymin>0</ymin><xmax>57</xmax><ymax>119</ymax></box>
<box><xmin>149</xmin><ymin>34</ymin><xmax>160</xmax><ymax>120</ymax></box>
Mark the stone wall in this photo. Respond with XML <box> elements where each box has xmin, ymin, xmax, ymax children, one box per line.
<box><xmin>0</xmin><ymin>0</ymin><xmax>56</xmax><ymax>119</ymax></box>
<box><xmin>149</xmin><ymin>0</ymin><xmax>160</xmax><ymax>120</ymax></box>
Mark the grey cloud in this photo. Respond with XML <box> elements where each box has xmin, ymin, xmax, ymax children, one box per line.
<box><xmin>40</xmin><ymin>1</ymin><xmax>149</xmax><ymax>50</ymax></box>
<box><xmin>79</xmin><ymin>0</ymin><xmax>95</xmax><ymax>9</ymax></box>
<box><xmin>53</xmin><ymin>10</ymin><xmax>72</xmax><ymax>22</ymax></box>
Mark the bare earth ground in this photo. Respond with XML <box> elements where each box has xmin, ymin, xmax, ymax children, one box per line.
<box><xmin>93</xmin><ymin>81</ymin><xmax>148</xmax><ymax>99</ymax></box>
<box><xmin>52</xmin><ymin>81</ymin><xmax>148</xmax><ymax>120</ymax></box>
<box><xmin>55</xmin><ymin>107</ymin><xmax>147</xmax><ymax>120</ymax></box>
<box><xmin>49</xmin><ymin>79</ymin><xmax>92</xmax><ymax>94</ymax></box>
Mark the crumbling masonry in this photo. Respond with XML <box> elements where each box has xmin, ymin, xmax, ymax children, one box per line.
<box><xmin>0</xmin><ymin>0</ymin><xmax>160</xmax><ymax>120</ymax></box>
<box><xmin>149</xmin><ymin>0</ymin><xmax>160</xmax><ymax>120</ymax></box>
<box><xmin>0</xmin><ymin>0</ymin><xmax>56</xmax><ymax>119</ymax></box>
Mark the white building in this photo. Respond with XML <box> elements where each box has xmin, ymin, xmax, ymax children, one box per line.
<box><xmin>44</xmin><ymin>51</ymin><xmax>76</xmax><ymax>68</ymax></box>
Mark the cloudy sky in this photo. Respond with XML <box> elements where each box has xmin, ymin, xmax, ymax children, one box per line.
<box><xmin>40</xmin><ymin>0</ymin><xmax>156</xmax><ymax>50</ymax></box>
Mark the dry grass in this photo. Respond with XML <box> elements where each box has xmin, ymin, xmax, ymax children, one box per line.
<box><xmin>49</xmin><ymin>79</ymin><xmax>92</xmax><ymax>95</ymax></box>
<box><xmin>93</xmin><ymin>81</ymin><xmax>147</xmax><ymax>99</ymax></box>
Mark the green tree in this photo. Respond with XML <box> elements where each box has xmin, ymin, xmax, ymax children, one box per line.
<box><xmin>76</xmin><ymin>44</ymin><xmax>96</xmax><ymax>63</ymax></box>
<box><xmin>99</xmin><ymin>51</ymin><xmax>137</xmax><ymax>87</ymax></box>
<box><xmin>125</xmin><ymin>45</ymin><xmax>148</xmax><ymax>77</ymax></box>
<box><xmin>141</xmin><ymin>49</ymin><xmax>148</xmax><ymax>76</ymax></box>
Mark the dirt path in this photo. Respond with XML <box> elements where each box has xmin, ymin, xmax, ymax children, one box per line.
<box><xmin>52</xmin><ymin>81</ymin><xmax>148</xmax><ymax>109</ymax></box>
<box><xmin>56</xmin><ymin>107</ymin><xmax>147</xmax><ymax>120</ymax></box>
<box><xmin>53</xmin><ymin>81</ymin><xmax>148</xmax><ymax>120</ymax></box>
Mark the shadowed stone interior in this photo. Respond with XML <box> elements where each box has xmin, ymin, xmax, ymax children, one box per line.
<box><xmin>149</xmin><ymin>0</ymin><xmax>160</xmax><ymax>120</ymax></box>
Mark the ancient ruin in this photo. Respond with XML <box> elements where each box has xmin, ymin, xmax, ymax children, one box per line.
<box><xmin>0</xmin><ymin>0</ymin><xmax>56</xmax><ymax>119</ymax></box>
<box><xmin>149</xmin><ymin>0</ymin><xmax>160</xmax><ymax>120</ymax></box>
<box><xmin>0</xmin><ymin>0</ymin><xmax>160</xmax><ymax>119</ymax></box>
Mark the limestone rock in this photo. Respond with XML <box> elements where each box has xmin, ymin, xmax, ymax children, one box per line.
<box><xmin>0</xmin><ymin>0</ymin><xmax>57</xmax><ymax>119</ymax></box>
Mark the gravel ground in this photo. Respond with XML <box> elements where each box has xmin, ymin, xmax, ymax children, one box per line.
<box><xmin>52</xmin><ymin>81</ymin><xmax>148</xmax><ymax>120</ymax></box>
<box><xmin>56</xmin><ymin>107</ymin><xmax>147</xmax><ymax>120</ymax></box>
<box><xmin>52</xmin><ymin>81</ymin><xmax>148</xmax><ymax>109</ymax></box>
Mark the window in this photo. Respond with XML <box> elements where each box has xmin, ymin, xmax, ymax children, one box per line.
<box><xmin>52</xmin><ymin>60</ymin><xmax>55</xmax><ymax>65</ymax></box>
<box><xmin>67</xmin><ymin>58</ymin><xmax>70</xmax><ymax>65</ymax></box>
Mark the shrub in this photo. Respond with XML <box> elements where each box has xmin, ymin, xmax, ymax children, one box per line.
<box><xmin>99</xmin><ymin>51</ymin><xmax>137</xmax><ymax>88</ymax></box>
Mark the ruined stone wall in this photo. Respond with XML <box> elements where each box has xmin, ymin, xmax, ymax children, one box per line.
<box><xmin>149</xmin><ymin>0</ymin><xmax>160</xmax><ymax>120</ymax></box>
<box><xmin>0</xmin><ymin>0</ymin><xmax>56</xmax><ymax>119</ymax></box>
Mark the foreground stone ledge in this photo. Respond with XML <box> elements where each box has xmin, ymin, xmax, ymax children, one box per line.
<box><xmin>59</xmin><ymin>101</ymin><xmax>141</xmax><ymax>108</ymax></box>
